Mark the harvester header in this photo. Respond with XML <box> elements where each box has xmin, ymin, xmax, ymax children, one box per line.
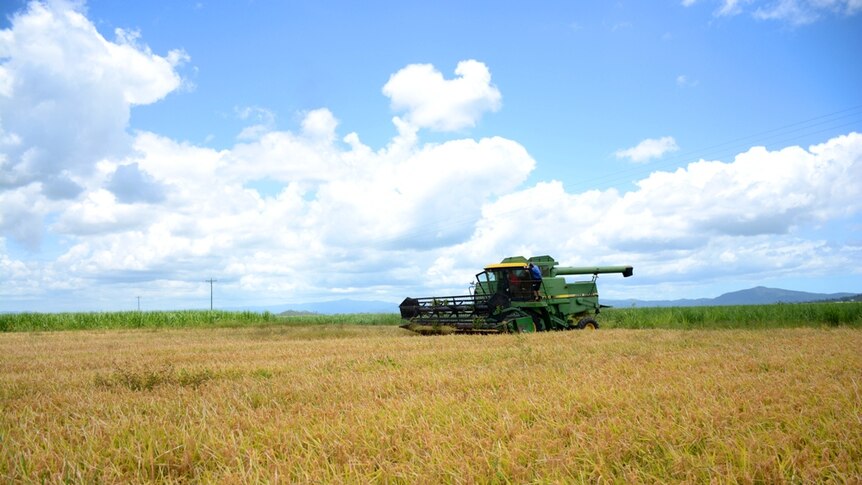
<box><xmin>400</xmin><ymin>255</ymin><xmax>633</xmax><ymax>334</ymax></box>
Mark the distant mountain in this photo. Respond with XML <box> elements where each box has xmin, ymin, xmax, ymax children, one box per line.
<box><xmin>277</xmin><ymin>310</ymin><xmax>319</xmax><ymax>316</ymax></box>
<box><xmin>604</xmin><ymin>286</ymin><xmax>856</xmax><ymax>308</ymax></box>
<box><xmin>711</xmin><ymin>287</ymin><xmax>855</xmax><ymax>305</ymax></box>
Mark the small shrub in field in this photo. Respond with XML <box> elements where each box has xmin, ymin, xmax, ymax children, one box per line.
<box><xmin>94</xmin><ymin>363</ymin><xmax>215</xmax><ymax>391</ymax></box>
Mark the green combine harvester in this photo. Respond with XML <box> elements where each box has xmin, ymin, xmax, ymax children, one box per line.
<box><xmin>399</xmin><ymin>255</ymin><xmax>633</xmax><ymax>334</ymax></box>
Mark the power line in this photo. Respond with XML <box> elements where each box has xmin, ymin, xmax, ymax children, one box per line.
<box><xmin>204</xmin><ymin>278</ymin><xmax>217</xmax><ymax>311</ymax></box>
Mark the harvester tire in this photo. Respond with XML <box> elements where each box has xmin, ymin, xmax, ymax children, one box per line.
<box><xmin>577</xmin><ymin>317</ymin><xmax>598</xmax><ymax>330</ymax></box>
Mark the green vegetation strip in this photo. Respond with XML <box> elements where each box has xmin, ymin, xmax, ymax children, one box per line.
<box><xmin>0</xmin><ymin>310</ymin><xmax>402</xmax><ymax>332</ymax></box>
<box><xmin>2</xmin><ymin>302</ymin><xmax>860</xmax><ymax>332</ymax></box>
<box><xmin>602</xmin><ymin>302</ymin><xmax>862</xmax><ymax>329</ymax></box>
<box><xmin>0</xmin><ymin>310</ymin><xmax>277</xmax><ymax>332</ymax></box>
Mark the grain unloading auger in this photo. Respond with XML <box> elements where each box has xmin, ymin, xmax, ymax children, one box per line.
<box><xmin>399</xmin><ymin>255</ymin><xmax>633</xmax><ymax>334</ymax></box>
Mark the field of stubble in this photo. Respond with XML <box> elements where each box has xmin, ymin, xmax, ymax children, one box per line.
<box><xmin>2</xmin><ymin>325</ymin><xmax>860</xmax><ymax>483</ymax></box>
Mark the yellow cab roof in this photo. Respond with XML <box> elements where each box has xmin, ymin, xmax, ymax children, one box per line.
<box><xmin>484</xmin><ymin>262</ymin><xmax>529</xmax><ymax>270</ymax></box>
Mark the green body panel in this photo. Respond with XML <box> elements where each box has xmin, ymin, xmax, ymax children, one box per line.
<box><xmin>399</xmin><ymin>255</ymin><xmax>633</xmax><ymax>333</ymax></box>
<box><xmin>510</xmin><ymin>315</ymin><xmax>536</xmax><ymax>333</ymax></box>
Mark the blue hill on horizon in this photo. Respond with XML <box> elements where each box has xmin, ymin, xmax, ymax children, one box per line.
<box><xmin>603</xmin><ymin>286</ymin><xmax>856</xmax><ymax>308</ymax></box>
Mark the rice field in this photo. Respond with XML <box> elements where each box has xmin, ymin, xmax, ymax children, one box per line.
<box><xmin>2</xmin><ymin>324</ymin><xmax>860</xmax><ymax>482</ymax></box>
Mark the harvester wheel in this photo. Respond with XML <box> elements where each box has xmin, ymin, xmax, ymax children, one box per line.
<box><xmin>577</xmin><ymin>317</ymin><xmax>598</xmax><ymax>330</ymax></box>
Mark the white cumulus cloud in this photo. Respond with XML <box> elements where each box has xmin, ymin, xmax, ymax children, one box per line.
<box><xmin>0</xmin><ymin>1</ymin><xmax>186</xmax><ymax>185</ymax></box>
<box><xmin>615</xmin><ymin>136</ymin><xmax>680</xmax><ymax>163</ymax></box>
<box><xmin>0</xmin><ymin>0</ymin><xmax>186</xmax><ymax>248</ymax></box>
<box><xmin>382</xmin><ymin>60</ymin><xmax>502</xmax><ymax>132</ymax></box>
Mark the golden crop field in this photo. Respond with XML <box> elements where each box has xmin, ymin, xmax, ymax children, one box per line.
<box><xmin>2</xmin><ymin>325</ymin><xmax>860</xmax><ymax>483</ymax></box>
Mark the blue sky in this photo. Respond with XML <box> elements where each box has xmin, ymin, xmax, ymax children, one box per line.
<box><xmin>1</xmin><ymin>0</ymin><xmax>860</xmax><ymax>311</ymax></box>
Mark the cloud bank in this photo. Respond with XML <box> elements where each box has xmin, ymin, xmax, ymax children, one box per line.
<box><xmin>1</xmin><ymin>1</ymin><xmax>860</xmax><ymax>310</ymax></box>
<box><xmin>0</xmin><ymin>0</ymin><xmax>186</xmax><ymax>247</ymax></box>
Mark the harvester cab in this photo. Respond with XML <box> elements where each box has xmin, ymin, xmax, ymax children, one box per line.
<box><xmin>474</xmin><ymin>262</ymin><xmax>536</xmax><ymax>302</ymax></box>
<box><xmin>399</xmin><ymin>255</ymin><xmax>633</xmax><ymax>334</ymax></box>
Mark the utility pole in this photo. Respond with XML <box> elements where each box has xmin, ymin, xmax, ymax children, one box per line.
<box><xmin>136</xmin><ymin>296</ymin><xmax>141</xmax><ymax>311</ymax></box>
<box><xmin>204</xmin><ymin>278</ymin><xmax>217</xmax><ymax>311</ymax></box>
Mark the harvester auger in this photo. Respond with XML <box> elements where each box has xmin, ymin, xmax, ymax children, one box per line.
<box><xmin>399</xmin><ymin>255</ymin><xmax>633</xmax><ymax>334</ymax></box>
